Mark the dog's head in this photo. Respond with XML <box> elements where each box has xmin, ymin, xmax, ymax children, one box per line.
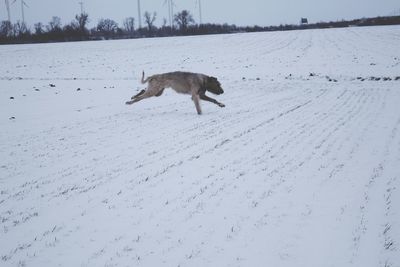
<box><xmin>206</xmin><ymin>76</ymin><xmax>224</xmax><ymax>95</ymax></box>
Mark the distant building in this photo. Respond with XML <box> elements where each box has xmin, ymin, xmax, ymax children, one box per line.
<box><xmin>300</xmin><ymin>18</ymin><xmax>308</xmax><ymax>25</ymax></box>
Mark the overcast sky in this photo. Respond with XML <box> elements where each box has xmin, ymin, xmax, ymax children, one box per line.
<box><xmin>2</xmin><ymin>0</ymin><xmax>399</xmax><ymax>28</ymax></box>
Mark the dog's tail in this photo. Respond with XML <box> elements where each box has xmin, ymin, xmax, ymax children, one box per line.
<box><xmin>141</xmin><ymin>71</ymin><xmax>151</xmax><ymax>84</ymax></box>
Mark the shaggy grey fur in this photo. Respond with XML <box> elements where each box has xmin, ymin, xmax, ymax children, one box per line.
<box><xmin>126</xmin><ymin>71</ymin><xmax>225</xmax><ymax>115</ymax></box>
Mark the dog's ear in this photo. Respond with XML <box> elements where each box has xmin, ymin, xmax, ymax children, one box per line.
<box><xmin>208</xmin><ymin>76</ymin><xmax>219</xmax><ymax>84</ymax></box>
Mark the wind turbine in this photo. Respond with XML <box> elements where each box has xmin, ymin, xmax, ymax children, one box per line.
<box><xmin>12</xmin><ymin>0</ymin><xmax>28</xmax><ymax>24</ymax></box>
<box><xmin>78</xmin><ymin>1</ymin><xmax>84</xmax><ymax>14</ymax></box>
<box><xmin>163</xmin><ymin>0</ymin><xmax>174</xmax><ymax>28</ymax></box>
<box><xmin>196</xmin><ymin>0</ymin><xmax>202</xmax><ymax>24</ymax></box>
<box><xmin>169</xmin><ymin>0</ymin><xmax>175</xmax><ymax>28</ymax></box>
<box><xmin>5</xmin><ymin>0</ymin><xmax>11</xmax><ymax>22</ymax></box>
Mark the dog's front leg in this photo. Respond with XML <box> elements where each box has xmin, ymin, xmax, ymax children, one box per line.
<box><xmin>192</xmin><ymin>92</ymin><xmax>202</xmax><ymax>115</ymax></box>
<box><xmin>199</xmin><ymin>93</ymin><xmax>225</xmax><ymax>107</ymax></box>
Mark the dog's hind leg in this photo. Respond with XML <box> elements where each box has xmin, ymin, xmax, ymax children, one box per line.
<box><xmin>131</xmin><ymin>89</ymin><xmax>146</xmax><ymax>100</ymax></box>
<box><xmin>126</xmin><ymin>91</ymin><xmax>152</xmax><ymax>105</ymax></box>
<box><xmin>199</xmin><ymin>92</ymin><xmax>225</xmax><ymax>107</ymax></box>
<box><xmin>126</xmin><ymin>87</ymin><xmax>163</xmax><ymax>105</ymax></box>
<box><xmin>155</xmin><ymin>88</ymin><xmax>165</xmax><ymax>97</ymax></box>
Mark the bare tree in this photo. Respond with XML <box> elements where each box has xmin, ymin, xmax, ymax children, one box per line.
<box><xmin>47</xmin><ymin>16</ymin><xmax>62</xmax><ymax>32</ymax></box>
<box><xmin>0</xmin><ymin>20</ymin><xmax>13</xmax><ymax>37</ymax></box>
<box><xmin>13</xmin><ymin>21</ymin><xmax>29</xmax><ymax>37</ymax></box>
<box><xmin>174</xmin><ymin>10</ymin><xmax>195</xmax><ymax>31</ymax></box>
<box><xmin>123</xmin><ymin>17</ymin><xmax>135</xmax><ymax>33</ymax></box>
<box><xmin>34</xmin><ymin>22</ymin><xmax>44</xmax><ymax>35</ymax></box>
<box><xmin>75</xmin><ymin>13</ymin><xmax>89</xmax><ymax>33</ymax></box>
<box><xmin>97</xmin><ymin>18</ymin><xmax>119</xmax><ymax>38</ymax></box>
<box><xmin>144</xmin><ymin>11</ymin><xmax>157</xmax><ymax>31</ymax></box>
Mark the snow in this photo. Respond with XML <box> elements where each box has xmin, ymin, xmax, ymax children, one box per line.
<box><xmin>1</xmin><ymin>25</ymin><xmax>400</xmax><ymax>267</ymax></box>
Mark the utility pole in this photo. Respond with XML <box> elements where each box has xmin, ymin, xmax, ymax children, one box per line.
<box><xmin>164</xmin><ymin>0</ymin><xmax>173</xmax><ymax>29</ymax></box>
<box><xmin>5</xmin><ymin>0</ymin><xmax>11</xmax><ymax>22</ymax></box>
<box><xmin>79</xmin><ymin>1</ymin><xmax>84</xmax><ymax>14</ymax></box>
<box><xmin>12</xmin><ymin>0</ymin><xmax>28</xmax><ymax>24</ymax></box>
<box><xmin>170</xmin><ymin>0</ymin><xmax>174</xmax><ymax>28</ymax></box>
<box><xmin>167</xmin><ymin>0</ymin><xmax>171</xmax><ymax>28</ymax></box>
<box><xmin>194</xmin><ymin>0</ymin><xmax>202</xmax><ymax>25</ymax></box>
<box><xmin>20</xmin><ymin>0</ymin><xmax>25</xmax><ymax>24</ymax></box>
<box><xmin>198</xmin><ymin>0</ymin><xmax>202</xmax><ymax>25</ymax></box>
<box><xmin>137</xmin><ymin>0</ymin><xmax>142</xmax><ymax>29</ymax></box>
<box><xmin>164</xmin><ymin>0</ymin><xmax>172</xmax><ymax>29</ymax></box>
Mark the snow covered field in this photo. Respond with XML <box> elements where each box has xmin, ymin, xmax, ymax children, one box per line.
<box><xmin>1</xmin><ymin>25</ymin><xmax>400</xmax><ymax>267</ymax></box>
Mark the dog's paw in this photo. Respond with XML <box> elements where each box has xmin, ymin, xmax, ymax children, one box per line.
<box><xmin>219</xmin><ymin>103</ymin><xmax>225</xmax><ymax>107</ymax></box>
<box><xmin>125</xmin><ymin>100</ymin><xmax>134</xmax><ymax>105</ymax></box>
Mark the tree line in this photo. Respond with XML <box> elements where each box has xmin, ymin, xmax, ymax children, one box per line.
<box><xmin>1</xmin><ymin>10</ymin><xmax>399</xmax><ymax>44</ymax></box>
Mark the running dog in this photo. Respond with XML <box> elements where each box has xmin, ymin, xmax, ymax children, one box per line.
<box><xmin>126</xmin><ymin>71</ymin><xmax>225</xmax><ymax>115</ymax></box>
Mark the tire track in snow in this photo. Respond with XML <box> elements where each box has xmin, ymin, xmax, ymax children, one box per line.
<box><xmin>350</xmin><ymin>114</ymin><xmax>400</xmax><ymax>266</ymax></box>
